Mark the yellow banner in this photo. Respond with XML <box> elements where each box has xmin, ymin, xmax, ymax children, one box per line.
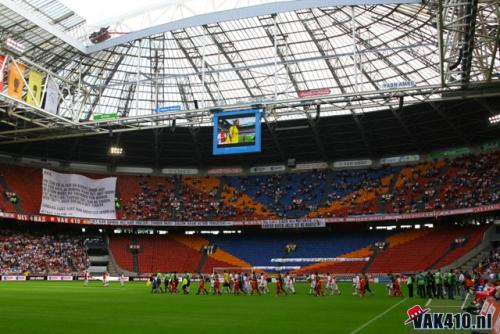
<box><xmin>26</xmin><ymin>70</ymin><xmax>43</xmax><ymax>106</ymax></box>
<box><xmin>7</xmin><ymin>62</ymin><xmax>25</xmax><ymax>100</ymax></box>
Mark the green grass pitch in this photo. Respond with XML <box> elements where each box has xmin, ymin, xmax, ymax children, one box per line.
<box><xmin>0</xmin><ymin>281</ymin><xmax>465</xmax><ymax>334</ymax></box>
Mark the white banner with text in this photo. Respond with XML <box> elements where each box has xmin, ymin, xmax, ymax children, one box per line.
<box><xmin>40</xmin><ymin>169</ymin><xmax>117</xmax><ymax>219</ymax></box>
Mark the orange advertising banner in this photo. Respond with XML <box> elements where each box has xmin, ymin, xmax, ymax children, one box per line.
<box><xmin>7</xmin><ymin>61</ymin><xmax>25</xmax><ymax>100</ymax></box>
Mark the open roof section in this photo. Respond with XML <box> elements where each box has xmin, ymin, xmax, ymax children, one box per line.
<box><xmin>84</xmin><ymin>0</ymin><xmax>421</xmax><ymax>53</ymax></box>
<box><xmin>1</xmin><ymin>0</ymin><xmax>420</xmax><ymax>52</ymax></box>
<box><xmin>0</xmin><ymin>0</ymin><xmax>498</xmax><ymax>145</ymax></box>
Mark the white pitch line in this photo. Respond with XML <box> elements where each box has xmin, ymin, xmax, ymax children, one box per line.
<box><xmin>425</xmin><ymin>298</ymin><xmax>432</xmax><ymax>307</ymax></box>
<box><xmin>349</xmin><ymin>298</ymin><xmax>408</xmax><ymax>334</ymax></box>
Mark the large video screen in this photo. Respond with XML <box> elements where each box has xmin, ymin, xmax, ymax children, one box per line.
<box><xmin>212</xmin><ymin>109</ymin><xmax>262</xmax><ymax>155</ymax></box>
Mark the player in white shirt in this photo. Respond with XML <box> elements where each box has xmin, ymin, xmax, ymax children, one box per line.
<box><xmin>228</xmin><ymin>273</ymin><xmax>234</xmax><ymax>294</ymax></box>
<box><xmin>387</xmin><ymin>273</ymin><xmax>394</xmax><ymax>296</ymax></box>
<box><xmin>210</xmin><ymin>273</ymin><xmax>216</xmax><ymax>294</ymax></box>
<box><xmin>285</xmin><ymin>273</ymin><xmax>296</xmax><ymax>294</ymax></box>
<box><xmin>327</xmin><ymin>273</ymin><xmax>341</xmax><ymax>295</ymax></box>
<box><xmin>83</xmin><ymin>270</ymin><xmax>90</xmax><ymax>287</ymax></box>
<box><xmin>119</xmin><ymin>273</ymin><xmax>125</xmax><ymax>287</ymax></box>
<box><xmin>352</xmin><ymin>274</ymin><xmax>360</xmax><ymax>296</ymax></box>
<box><xmin>103</xmin><ymin>272</ymin><xmax>109</xmax><ymax>287</ymax></box>
<box><xmin>243</xmin><ymin>273</ymin><xmax>250</xmax><ymax>294</ymax></box>
<box><xmin>309</xmin><ymin>273</ymin><xmax>317</xmax><ymax>295</ymax></box>
<box><xmin>259</xmin><ymin>273</ymin><xmax>269</xmax><ymax>294</ymax></box>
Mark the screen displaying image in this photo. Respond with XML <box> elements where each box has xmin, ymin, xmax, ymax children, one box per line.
<box><xmin>212</xmin><ymin>109</ymin><xmax>261</xmax><ymax>155</ymax></box>
<box><xmin>217</xmin><ymin>115</ymin><xmax>256</xmax><ymax>147</ymax></box>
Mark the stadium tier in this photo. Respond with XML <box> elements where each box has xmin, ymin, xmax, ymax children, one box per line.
<box><xmin>0</xmin><ymin>151</ymin><xmax>498</xmax><ymax>220</ymax></box>
<box><xmin>0</xmin><ymin>220</ymin><xmax>490</xmax><ymax>275</ymax></box>
<box><xmin>105</xmin><ymin>224</ymin><xmax>489</xmax><ymax>275</ymax></box>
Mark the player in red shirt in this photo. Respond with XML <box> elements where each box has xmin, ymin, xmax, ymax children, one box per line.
<box><xmin>214</xmin><ymin>274</ymin><xmax>221</xmax><ymax>295</ymax></box>
<box><xmin>196</xmin><ymin>274</ymin><xmax>207</xmax><ymax>295</ymax></box>
<box><xmin>315</xmin><ymin>274</ymin><xmax>324</xmax><ymax>296</ymax></box>
<box><xmin>393</xmin><ymin>275</ymin><xmax>403</xmax><ymax>297</ymax></box>
<box><xmin>170</xmin><ymin>273</ymin><xmax>178</xmax><ymax>293</ymax></box>
<box><xmin>358</xmin><ymin>276</ymin><xmax>366</xmax><ymax>297</ymax></box>
<box><xmin>276</xmin><ymin>274</ymin><xmax>284</xmax><ymax>296</ymax></box>
<box><xmin>250</xmin><ymin>275</ymin><xmax>260</xmax><ymax>295</ymax></box>
<box><xmin>233</xmin><ymin>275</ymin><xmax>241</xmax><ymax>295</ymax></box>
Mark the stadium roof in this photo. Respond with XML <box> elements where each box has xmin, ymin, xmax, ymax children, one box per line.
<box><xmin>0</xmin><ymin>0</ymin><xmax>498</xmax><ymax>148</ymax></box>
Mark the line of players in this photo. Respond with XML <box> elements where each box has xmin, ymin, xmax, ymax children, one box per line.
<box><xmin>148</xmin><ymin>271</ymin><xmax>343</xmax><ymax>296</ymax></box>
<box><xmin>83</xmin><ymin>271</ymin><xmax>126</xmax><ymax>287</ymax></box>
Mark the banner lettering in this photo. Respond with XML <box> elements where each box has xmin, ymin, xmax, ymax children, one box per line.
<box><xmin>40</xmin><ymin>169</ymin><xmax>117</xmax><ymax>219</ymax></box>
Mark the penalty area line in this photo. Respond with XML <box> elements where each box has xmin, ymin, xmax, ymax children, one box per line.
<box><xmin>349</xmin><ymin>298</ymin><xmax>408</xmax><ymax>334</ymax></box>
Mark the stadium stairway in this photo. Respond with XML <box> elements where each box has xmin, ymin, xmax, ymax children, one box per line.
<box><xmin>458</xmin><ymin>250</ymin><xmax>491</xmax><ymax>273</ymax></box>
<box><xmin>209</xmin><ymin>177</ymin><xmax>226</xmax><ymax>221</ymax></box>
<box><xmin>0</xmin><ymin>175</ymin><xmax>21</xmax><ymax>213</ymax></box>
<box><xmin>316</xmin><ymin>171</ymin><xmax>336</xmax><ymax>208</ymax></box>
<box><xmin>379</xmin><ymin>171</ymin><xmax>399</xmax><ymax>212</ymax></box>
<box><xmin>170</xmin><ymin>177</ymin><xmax>182</xmax><ymax>220</ymax></box>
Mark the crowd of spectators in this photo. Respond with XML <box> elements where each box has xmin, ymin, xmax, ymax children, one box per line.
<box><xmin>0</xmin><ymin>229</ymin><xmax>89</xmax><ymax>275</ymax></box>
<box><xmin>384</xmin><ymin>152</ymin><xmax>499</xmax><ymax>214</ymax></box>
<box><xmin>122</xmin><ymin>176</ymin><xmax>265</xmax><ymax>221</ymax></box>
<box><xmin>385</xmin><ymin>163</ymin><xmax>443</xmax><ymax>214</ymax></box>
<box><xmin>122</xmin><ymin>177</ymin><xmax>177</xmax><ymax>220</ymax></box>
<box><xmin>119</xmin><ymin>152</ymin><xmax>498</xmax><ymax>221</ymax></box>
<box><xmin>232</xmin><ymin>169</ymin><xmax>327</xmax><ymax>218</ymax></box>
<box><xmin>438</xmin><ymin>152</ymin><xmax>499</xmax><ymax>209</ymax></box>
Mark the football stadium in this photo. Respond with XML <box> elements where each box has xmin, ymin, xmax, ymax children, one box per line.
<box><xmin>0</xmin><ymin>0</ymin><xmax>499</xmax><ymax>333</ymax></box>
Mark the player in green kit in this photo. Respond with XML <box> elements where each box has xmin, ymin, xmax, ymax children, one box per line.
<box><xmin>417</xmin><ymin>272</ymin><xmax>426</xmax><ymax>298</ymax></box>
<box><xmin>181</xmin><ymin>272</ymin><xmax>190</xmax><ymax>294</ymax></box>
<box><xmin>434</xmin><ymin>271</ymin><xmax>444</xmax><ymax>299</ymax></box>
<box><xmin>157</xmin><ymin>273</ymin><xmax>163</xmax><ymax>293</ymax></box>
<box><xmin>446</xmin><ymin>270</ymin><xmax>456</xmax><ymax>299</ymax></box>
<box><xmin>164</xmin><ymin>273</ymin><xmax>170</xmax><ymax>293</ymax></box>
